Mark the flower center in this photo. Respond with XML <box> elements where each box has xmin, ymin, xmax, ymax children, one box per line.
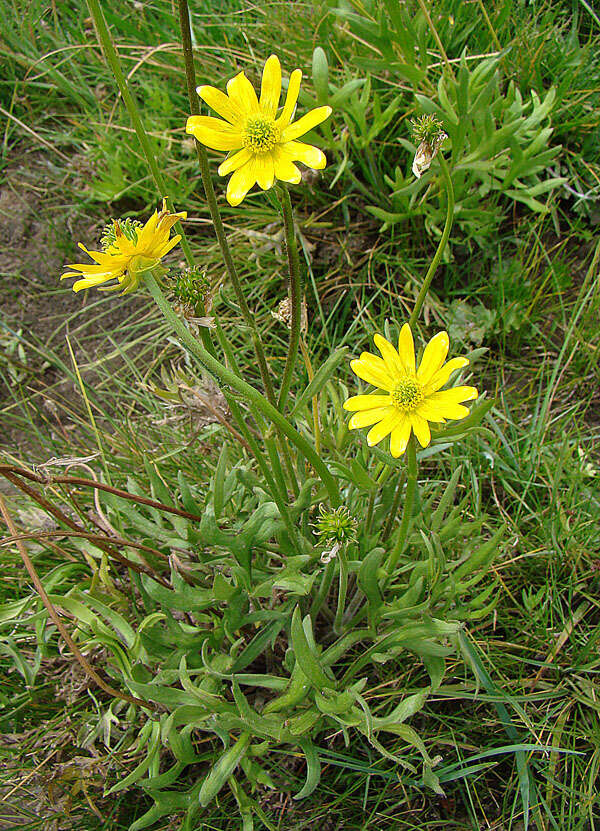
<box><xmin>391</xmin><ymin>377</ymin><xmax>423</xmax><ymax>411</ymax></box>
<box><xmin>243</xmin><ymin>115</ymin><xmax>279</xmax><ymax>153</ymax></box>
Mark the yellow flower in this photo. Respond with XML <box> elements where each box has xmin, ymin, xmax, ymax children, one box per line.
<box><xmin>61</xmin><ymin>199</ymin><xmax>186</xmax><ymax>294</ymax></box>
<box><xmin>344</xmin><ymin>324</ymin><xmax>478</xmax><ymax>457</ymax></box>
<box><xmin>186</xmin><ymin>54</ymin><xmax>332</xmax><ymax>206</ymax></box>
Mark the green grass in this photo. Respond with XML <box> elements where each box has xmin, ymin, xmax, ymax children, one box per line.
<box><xmin>1</xmin><ymin>0</ymin><xmax>600</xmax><ymax>829</ymax></box>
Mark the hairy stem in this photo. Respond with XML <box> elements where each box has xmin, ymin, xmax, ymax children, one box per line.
<box><xmin>176</xmin><ymin>0</ymin><xmax>276</xmax><ymax>404</ymax></box>
<box><xmin>277</xmin><ymin>185</ymin><xmax>303</xmax><ymax>412</ymax></box>
<box><xmin>381</xmin><ymin>470</ymin><xmax>406</xmax><ymax>542</ymax></box>
<box><xmin>385</xmin><ymin>437</ymin><xmax>418</xmax><ymax>577</ymax></box>
<box><xmin>145</xmin><ymin>272</ymin><xmax>340</xmax><ymax>507</ymax></box>
<box><xmin>86</xmin><ymin>0</ymin><xmax>215</xmax><ymax>354</ymax></box>
<box><xmin>409</xmin><ymin>153</ymin><xmax>455</xmax><ymax>329</ymax></box>
<box><xmin>299</xmin><ymin>336</ymin><xmax>321</xmax><ymax>454</ymax></box>
<box><xmin>334</xmin><ymin>549</ymin><xmax>349</xmax><ymax>635</ymax></box>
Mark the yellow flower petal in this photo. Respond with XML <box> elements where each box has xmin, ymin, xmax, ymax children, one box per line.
<box><xmin>437</xmin><ymin>402</ymin><xmax>470</xmax><ymax>420</ymax></box>
<box><xmin>63</xmin><ymin>201</ymin><xmax>183</xmax><ymax>295</ymax></box>
<box><xmin>186</xmin><ymin>116</ymin><xmax>243</xmax><ymax>151</ymax></box>
<box><xmin>196</xmin><ymin>85</ymin><xmax>243</xmax><ymax>126</ymax></box>
<box><xmin>77</xmin><ymin>243</ymin><xmax>107</xmax><ymax>265</ymax></box>
<box><xmin>218</xmin><ymin>148</ymin><xmax>253</xmax><ymax>177</ymax></box>
<box><xmin>343</xmin><ymin>394</ymin><xmax>393</xmax><ymax>411</ymax></box>
<box><xmin>226</xmin><ymin>160</ymin><xmax>257</xmax><ymax>206</ymax></box>
<box><xmin>72</xmin><ymin>272</ymin><xmax>123</xmax><ymax>292</ymax></box>
<box><xmin>349</xmin><ymin>406</ymin><xmax>394</xmax><ymax>430</ymax></box>
<box><xmin>433</xmin><ymin>385</ymin><xmax>478</xmax><ymax>403</ymax></box>
<box><xmin>281</xmin><ymin>106</ymin><xmax>332</xmax><ymax>142</ymax></box>
<box><xmin>154</xmin><ymin>235</ymin><xmax>182</xmax><ymax>258</ymax></box>
<box><xmin>135</xmin><ymin>213</ymin><xmax>162</xmax><ymax>252</ymax></box>
<box><xmin>398</xmin><ymin>323</ymin><xmax>416</xmax><ymax>374</ymax></box>
<box><xmin>426</xmin><ymin>357</ymin><xmax>469</xmax><ymax>392</ymax></box>
<box><xmin>410</xmin><ymin>413</ymin><xmax>431</xmax><ymax>448</ymax></box>
<box><xmin>414</xmin><ymin>400</ymin><xmax>446</xmax><ymax>423</ymax></box>
<box><xmin>284</xmin><ymin>140</ymin><xmax>326</xmax><ymax>170</ymax></box>
<box><xmin>416</xmin><ymin>331</ymin><xmax>449</xmax><ymax>385</ymax></box>
<box><xmin>62</xmin><ymin>262</ymin><xmax>123</xmax><ymax>275</ymax></box>
<box><xmin>367</xmin><ymin>411</ymin><xmax>403</xmax><ymax>446</ymax></box>
<box><xmin>428</xmin><ymin>386</ymin><xmax>478</xmax><ymax>420</ymax></box>
<box><xmin>271</xmin><ymin>146</ymin><xmax>302</xmax><ymax>184</ymax></box>
<box><xmin>373</xmin><ymin>333</ymin><xmax>405</xmax><ymax>377</ymax></box>
<box><xmin>390</xmin><ymin>417</ymin><xmax>411</xmax><ymax>457</ymax></box>
<box><xmin>350</xmin><ymin>357</ymin><xmax>395</xmax><ymax>391</ymax></box>
<box><xmin>226</xmin><ymin>71</ymin><xmax>259</xmax><ymax>116</ymax></box>
<box><xmin>276</xmin><ymin>69</ymin><xmax>302</xmax><ymax>128</ymax></box>
<box><xmin>259</xmin><ymin>54</ymin><xmax>281</xmax><ymax>119</ymax></box>
<box><xmin>254</xmin><ymin>153</ymin><xmax>275</xmax><ymax>190</ymax></box>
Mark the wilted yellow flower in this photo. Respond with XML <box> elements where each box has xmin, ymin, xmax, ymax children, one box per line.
<box><xmin>61</xmin><ymin>199</ymin><xmax>186</xmax><ymax>294</ymax></box>
<box><xmin>186</xmin><ymin>54</ymin><xmax>332</xmax><ymax>206</ymax></box>
<box><xmin>344</xmin><ymin>324</ymin><xmax>478</xmax><ymax>457</ymax></box>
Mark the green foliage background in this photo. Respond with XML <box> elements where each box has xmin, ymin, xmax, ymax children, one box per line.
<box><xmin>0</xmin><ymin>0</ymin><xmax>599</xmax><ymax>829</ymax></box>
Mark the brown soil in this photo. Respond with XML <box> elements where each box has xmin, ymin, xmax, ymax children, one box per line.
<box><xmin>0</xmin><ymin>144</ymin><xmax>149</xmax><ymax>460</ymax></box>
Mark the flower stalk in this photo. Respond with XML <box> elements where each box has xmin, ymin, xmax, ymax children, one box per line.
<box><xmin>277</xmin><ymin>184</ymin><xmax>303</xmax><ymax>412</ymax></box>
<box><xmin>334</xmin><ymin>548</ymin><xmax>349</xmax><ymax>635</ymax></box>
<box><xmin>86</xmin><ymin>0</ymin><xmax>214</xmax><ymax>354</ymax></box>
<box><xmin>385</xmin><ymin>436</ymin><xmax>418</xmax><ymax>577</ymax></box>
<box><xmin>299</xmin><ymin>336</ymin><xmax>321</xmax><ymax>454</ymax></box>
<box><xmin>176</xmin><ymin>0</ymin><xmax>276</xmax><ymax>405</ymax></box>
<box><xmin>144</xmin><ymin>270</ymin><xmax>340</xmax><ymax>507</ymax></box>
<box><xmin>409</xmin><ymin>153</ymin><xmax>455</xmax><ymax>329</ymax></box>
<box><xmin>87</xmin><ymin>0</ymin><xmax>187</xmax><ymax>265</ymax></box>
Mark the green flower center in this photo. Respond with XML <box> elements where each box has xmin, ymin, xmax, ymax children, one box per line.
<box><xmin>314</xmin><ymin>506</ymin><xmax>357</xmax><ymax>544</ymax></box>
<box><xmin>392</xmin><ymin>377</ymin><xmax>423</xmax><ymax>411</ymax></box>
<box><xmin>100</xmin><ymin>218</ymin><xmax>143</xmax><ymax>252</ymax></box>
<box><xmin>243</xmin><ymin>116</ymin><xmax>279</xmax><ymax>153</ymax></box>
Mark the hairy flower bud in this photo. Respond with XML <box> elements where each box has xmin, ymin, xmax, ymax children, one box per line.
<box><xmin>410</xmin><ymin>115</ymin><xmax>448</xmax><ymax>179</ymax></box>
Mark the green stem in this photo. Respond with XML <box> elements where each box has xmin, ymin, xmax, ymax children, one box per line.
<box><xmin>177</xmin><ymin>0</ymin><xmax>300</xmax><ymax>497</ymax></box>
<box><xmin>277</xmin><ymin>185</ymin><xmax>303</xmax><ymax>412</ymax></box>
<box><xmin>385</xmin><ymin>437</ymin><xmax>418</xmax><ymax>576</ymax></box>
<box><xmin>334</xmin><ymin>548</ymin><xmax>348</xmax><ymax>635</ymax></box>
<box><xmin>218</xmin><ymin>319</ymin><xmax>299</xmax><ymax>498</ymax></box>
<box><xmin>176</xmin><ymin>0</ymin><xmax>276</xmax><ymax>405</ymax></box>
<box><xmin>145</xmin><ymin>272</ymin><xmax>340</xmax><ymax>507</ymax></box>
<box><xmin>265</xmin><ymin>435</ymin><xmax>290</xmax><ymax>503</ymax></box>
<box><xmin>310</xmin><ymin>558</ymin><xmax>335</xmax><ymax>621</ymax></box>
<box><xmin>381</xmin><ymin>470</ymin><xmax>406</xmax><ymax>542</ymax></box>
<box><xmin>299</xmin><ymin>336</ymin><xmax>321</xmax><ymax>455</ymax></box>
<box><xmin>86</xmin><ymin>0</ymin><xmax>215</xmax><ymax>352</ymax></box>
<box><xmin>225</xmin><ymin>397</ymin><xmax>297</xmax><ymax>541</ymax></box>
<box><xmin>409</xmin><ymin>153</ymin><xmax>454</xmax><ymax>329</ymax></box>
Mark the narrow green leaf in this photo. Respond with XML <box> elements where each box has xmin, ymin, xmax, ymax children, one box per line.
<box><xmin>290</xmin><ymin>607</ymin><xmax>335</xmax><ymax>689</ymax></box>
<box><xmin>294</xmin><ymin>739</ymin><xmax>321</xmax><ymax>799</ymax></box>
<box><xmin>199</xmin><ymin>733</ymin><xmax>252</xmax><ymax>807</ymax></box>
<box><xmin>291</xmin><ymin>348</ymin><xmax>348</xmax><ymax>416</ymax></box>
<box><xmin>213</xmin><ymin>444</ymin><xmax>229</xmax><ymax>520</ymax></box>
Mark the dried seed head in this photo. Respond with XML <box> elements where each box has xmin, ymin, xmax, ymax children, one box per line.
<box><xmin>271</xmin><ymin>296</ymin><xmax>308</xmax><ymax>333</ymax></box>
